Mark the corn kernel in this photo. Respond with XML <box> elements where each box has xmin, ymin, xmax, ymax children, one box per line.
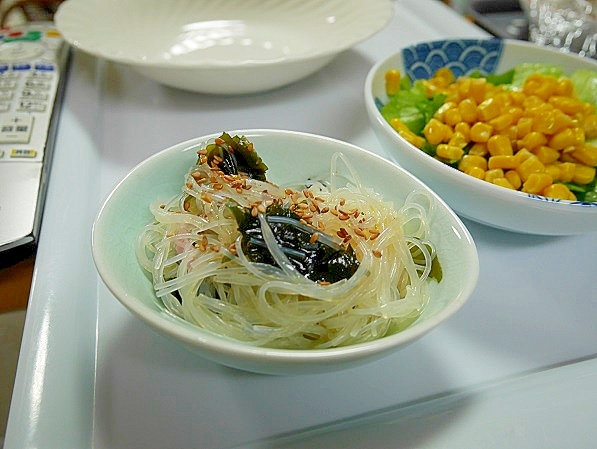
<box><xmin>571</xmin><ymin>144</ymin><xmax>597</xmax><ymax>166</ymax></box>
<box><xmin>583</xmin><ymin>114</ymin><xmax>597</xmax><ymax>139</ymax></box>
<box><xmin>436</xmin><ymin>143</ymin><xmax>464</xmax><ymax>161</ymax></box>
<box><xmin>448</xmin><ymin>131</ymin><xmax>469</xmax><ymax>149</ymax></box>
<box><xmin>522</xmin><ymin>172</ymin><xmax>553</xmax><ymax>194</ymax></box>
<box><xmin>573</xmin><ymin>164</ymin><xmax>596</xmax><ymax>184</ymax></box>
<box><xmin>443</xmin><ymin>107</ymin><xmax>463</xmax><ymax>127</ymax></box>
<box><xmin>458</xmin><ymin>98</ymin><xmax>477</xmax><ymax>123</ymax></box>
<box><xmin>489</xmin><ymin>113</ymin><xmax>514</xmax><ymax>131</ymax></box>
<box><xmin>549</xmin><ymin>127</ymin><xmax>584</xmax><ymax>151</ymax></box>
<box><xmin>555</xmin><ymin>77</ymin><xmax>574</xmax><ymax>96</ymax></box>
<box><xmin>523</xmin><ymin>73</ymin><xmax>557</xmax><ymax>100</ymax></box>
<box><xmin>487</xmin><ymin>134</ymin><xmax>513</xmax><ymax>156</ymax></box>
<box><xmin>509</xmin><ymin>90</ymin><xmax>526</xmax><ymax>106</ymax></box>
<box><xmin>543</xmin><ymin>183</ymin><xmax>576</xmax><ymax>200</ymax></box>
<box><xmin>459</xmin><ymin>154</ymin><xmax>488</xmax><ymax>172</ymax></box>
<box><xmin>514</xmin><ymin>148</ymin><xmax>534</xmax><ymax>164</ymax></box>
<box><xmin>424</xmin><ymin>118</ymin><xmax>450</xmax><ymax>145</ymax></box>
<box><xmin>488</xmin><ymin>155</ymin><xmax>518</xmax><ymax>170</ymax></box>
<box><xmin>468</xmin><ymin>142</ymin><xmax>488</xmax><ymax>156</ymax></box>
<box><xmin>534</xmin><ymin>145</ymin><xmax>560</xmax><ymax>165</ymax></box>
<box><xmin>493</xmin><ymin>177</ymin><xmax>515</xmax><ymax>189</ymax></box>
<box><xmin>505</xmin><ymin>170</ymin><xmax>522</xmax><ymax>189</ymax></box>
<box><xmin>477</xmin><ymin>97</ymin><xmax>501</xmax><ymax>121</ymax></box>
<box><xmin>516</xmin><ymin>155</ymin><xmax>545</xmax><ymax>182</ymax></box>
<box><xmin>549</xmin><ymin>96</ymin><xmax>585</xmax><ymax>115</ymax></box>
<box><xmin>557</xmin><ymin>162</ymin><xmax>576</xmax><ymax>182</ymax></box>
<box><xmin>465</xmin><ymin>166</ymin><xmax>486</xmax><ymax>180</ymax></box>
<box><xmin>469</xmin><ymin>78</ymin><xmax>487</xmax><ymax>104</ymax></box>
<box><xmin>433</xmin><ymin>67</ymin><xmax>455</xmax><ymax>87</ymax></box>
<box><xmin>401</xmin><ymin>130</ymin><xmax>426</xmax><ymax>148</ymax></box>
<box><xmin>389</xmin><ymin>118</ymin><xmax>408</xmax><ymax>132</ymax></box>
<box><xmin>523</xmin><ymin>95</ymin><xmax>545</xmax><ymax>111</ymax></box>
<box><xmin>485</xmin><ymin>168</ymin><xmax>505</xmax><ymax>183</ymax></box>
<box><xmin>385</xmin><ymin>69</ymin><xmax>401</xmax><ymax>96</ymax></box>
<box><xmin>517</xmin><ymin>131</ymin><xmax>548</xmax><ymax>152</ymax></box>
<box><xmin>454</xmin><ymin>121</ymin><xmax>471</xmax><ymax>140</ymax></box>
<box><xmin>545</xmin><ymin>164</ymin><xmax>561</xmax><ymax>181</ymax></box>
<box><xmin>533</xmin><ymin>109</ymin><xmax>573</xmax><ymax>135</ymax></box>
<box><xmin>502</xmin><ymin>106</ymin><xmax>524</xmax><ymax>123</ymax></box>
<box><xmin>470</xmin><ymin>122</ymin><xmax>493</xmax><ymax>143</ymax></box>
<box><xmin>516</xmin><ymin>117</ymin><xmax>534</xmax><ymax>139</ymax></box>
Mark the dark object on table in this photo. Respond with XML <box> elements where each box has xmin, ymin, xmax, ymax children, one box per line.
<box><xmin>468</xmin><ymin>0</ymin><xmax>528</xmax><ymax>40</ymax></box>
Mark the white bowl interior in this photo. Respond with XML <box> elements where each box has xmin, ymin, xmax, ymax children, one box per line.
<box><xmin>365</xmin><ymin>39</ymin><xmax>597</xmax><ymax>235</ymax></box>
<box><xmin>92</xmin><ymin>130</ymin><xmax>479</xmax><ymax>375</ymax></box>
<box><xmin>55</xmin><ymin>0</ymin><xmax>393</xmax><ymax>94</ymax></box>
<box><xmin>56</xmin><ymin>0</ymin><xmax>393</xmax><ymax>66</ymax></box>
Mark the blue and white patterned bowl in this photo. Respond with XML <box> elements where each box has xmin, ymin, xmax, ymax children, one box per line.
<box><xmin>365</xmin><ymin>38</ymin><xmax>597</xmax><ymax>235</ymax></box>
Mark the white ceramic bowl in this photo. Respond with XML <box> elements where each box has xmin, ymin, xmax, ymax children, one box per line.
<box><xmin>92</xmin><ymin>129</ymin><xmax>479</xmax><ymax>375</ymax></box>
<box><xmin>365</xmin><ymin>38</ymin><xmax>597</xmax><ymax>235</ymax></box>
<box><xmin>55</xmin><ymin>0</ymin><xmax>393</xmax><ymax>94</ymax></box>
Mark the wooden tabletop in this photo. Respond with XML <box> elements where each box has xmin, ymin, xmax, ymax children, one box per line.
<box><xmin>0</xmin><ymin>254</ymin><xmax>34</xmax><ymax>313</ymax></box>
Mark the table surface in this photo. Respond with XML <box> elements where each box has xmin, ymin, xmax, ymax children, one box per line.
<box><xmin>5</xmin><ymin>1</ymin><xmax>597</xmax><ymax>448</ymax></box>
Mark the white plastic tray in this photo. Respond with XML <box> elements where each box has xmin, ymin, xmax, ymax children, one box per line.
<box><xmin>6</xmin><ymin>1</ymin><xmax>597</xmax><ymax>448</ymax></box>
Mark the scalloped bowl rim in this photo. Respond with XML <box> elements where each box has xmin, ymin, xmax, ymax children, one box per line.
<box><xmin>91</xmin><ymin>129</ymin><xmax>479</xmax><ymax>374</ymax></box>
<box><xmin>55</xmin><ymin>0</ymin><xmax>394</xmax><ymax>69</ymax></box>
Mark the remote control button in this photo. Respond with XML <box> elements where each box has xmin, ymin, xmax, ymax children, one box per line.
<box><xmin>10</xmin><ymin>149</ymin><xmax>37</xmax><ymax>158</ymax></box>
<box><xmin>21</xmin><ymin>90</ymin><xmax>48</xmax><ymax>101</ymax></box>
<box><xmin>34</xmin><ymin>63</ymin><xmax>55</xmax><ymax>72</ymax></box>
<box><xmin>0</xmin><ymin>79</ymin><xmax>16</xmax><ymax>89</ymax></box>
<box><xmin>18</xmin><ymin>100</ymin><xmax>46</xmax><ymax>112</ymax></box>
<box><xmin>0</xmin><ymin>114</ymin><xmax>33</xmax><ymax>143</ymax></box>
<box><xmin>0</xmin><ymin>41</ymin><xmax>45</xmax><ymax>62</ymax></box>
<box><xmin>24</xmin><ymin>79</ymin><xmax>50</xmax><ymax>90</ymax></box>
<box><xmin>29</xmin><ymin>71</ymin><xmax>53</xmax><ymax>80</ymax></box>
<box><xmin>0</xmin><ymin>103</ymin><xmax>9</xmax><ymax>112</ymax></box>
<box><xmin>12</xmin><ymin>63</ymin><xmax>31</xmax><ymax>71</ymax></box>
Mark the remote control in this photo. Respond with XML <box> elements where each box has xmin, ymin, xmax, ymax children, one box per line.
<box><xmin>0</xmin><ymin>22</ymin><xmax>70</xmax><ymax>258</ymax></box>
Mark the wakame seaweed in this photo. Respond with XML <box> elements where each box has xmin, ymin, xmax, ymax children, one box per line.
<box><xmin>204</xmin><ymin>132</ymin><xmax>268</xmax><ymax>181</ymax></box>
<box><xmin>231</xmin><ymin>204</ymin><xmax>360</xmax><ymax>283</ymax></box>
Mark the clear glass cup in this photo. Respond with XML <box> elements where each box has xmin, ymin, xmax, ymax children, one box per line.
<box><xmin>528</xmin><ymin>0</ymin><xmax>597</xmax><ymax>58</ymax></box>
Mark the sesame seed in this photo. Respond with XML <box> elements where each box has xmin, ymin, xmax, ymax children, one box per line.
<box><xmin>354</xmin><ymin>227</ymin><xmax>365</xmax><ymax>237</ymax></box>
<box><xmin>373</xmin><ymin>250</ymin><xmax>382</xmax><ymax>258</ymax></box>
<box><xmin>309</xmin><ymin>233</ymin><xmax>319</xmax><ymax>244</ymax></box>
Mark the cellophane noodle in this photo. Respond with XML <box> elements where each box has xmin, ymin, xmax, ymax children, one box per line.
<box><xmin>136</xmin><ymin>141</ymin><xmax>438</xmax><ymax>349</ymax></box>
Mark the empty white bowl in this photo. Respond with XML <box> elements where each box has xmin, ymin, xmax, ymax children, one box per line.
<box><xmin>365</xmin><ymin>38</ymin><xmax>597</xmax><ymax>235</ymax></box>
<box><xmin>92</xmin><ymin>129</ymin><xmax>479</xmax><ymax>375</ymax></box>
<box><xmin>55</xmin><ymin>0</ymin><xmax>393</xmax><ymax>94</ymax></box>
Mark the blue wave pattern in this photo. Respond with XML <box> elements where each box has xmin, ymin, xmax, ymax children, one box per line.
<box><xmin>403</xmin><ymin>39</ymin><xmax>503</xmax><ymax>81</ymax></box>
<box><xmin>526</xmin><ymin>194</ymin><xmax>597</xmax><ymax>206</ymax></box>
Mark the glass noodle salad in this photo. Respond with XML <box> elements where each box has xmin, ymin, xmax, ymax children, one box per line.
<box><xmin>136</xmin><ymin>133</ymin><xmax>442</xmax><ymax>349</ymax></box>
<box><xmin>380</xmin><ymin>63</ymin><xmax>597</xmax><ymax>202</ymax></box>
